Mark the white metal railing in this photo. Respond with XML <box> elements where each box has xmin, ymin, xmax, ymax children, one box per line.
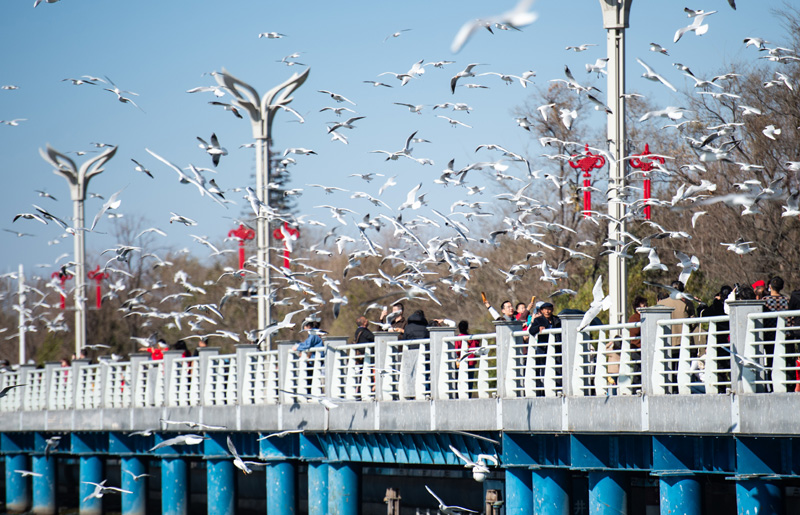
<box><xmin>0</xmin><ymin>371</ymin><xmax>23</xmax><ymax>411</ymax></box>
<box><xmin>241</xmin><ymin>350</ymin><xmax>280</xmax><ymax>405</ymax></box>
<box><xmin>103</xmin><ymin>362</ymin><xmax>131</xmax><ymax>408</ymax></box>
<box><xmin>745</xmin><ymin>309</ymin><xmax>800</xmax><ymax>393</ymax></box>
<box><xmin>329</xmin><ymin>342</ymin><xmax>377</xmax><ymax>401</ymax></box>
<box><xmin>440</xmin><ymin>333</ymin><xmax>498</xmax><ymax>400</ymax></box>
<box><xmin>284</xmin><ymin>347</ymin><xmax>326</xmax><ymax>402</ymax></box>
<box><xmin>168</xmin><ymin>357</ymin><xmax>200</xmax><ymax>406</ymax></box>
<box><xmin>204</xmin><ymin>355</ymin><xmax>237</xmax><ymax>405</ymax></box>
<box><xmin>75</xmin><ymin>364</ymin><xmax>102</xmax><ymax>410</ymax></box>
<box><xmin>24</xmin><ymin>369</ymin><xmax>46</xmax><ymax>411</ymax></box>
<box><xmin>652</xmin><ymin>315</ymin><xmax>731</xmax><ymax>395</ymax></box>
<box><xmin>573</xmin><ymin>322</ymin><xmax>642</xmax><ymax>397</ymax></box>
<box><xmin>49</xmin><ymin>367</ymin><xmax>74</xmax><ymax>410</ymax></box>
<box><xmin>506</xmin><ymin>328</ymin><xmax>562</xmax><ymax>398</ymax></box>
<box><xmin>382</xmin><ymin>338</ymin><xmax>431</xmax><ymax>401</ymax></box>
<box><xmin>134</xmin><ymin>360</ymin><xmax>164</xmax><ymax>408</ymax></box>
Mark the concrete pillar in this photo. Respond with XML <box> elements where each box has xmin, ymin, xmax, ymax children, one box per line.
<box><xmin>560</xmin><ymin>314</ymin><xmax>584</xmax><ymax>396</ymax></box>
<box><xmin>308</xmin><ymin>462</ymin><xmax>329</xmax><ymax>515</ymax></box>
<box><xmin>162</xmin><ymin>350</ymin><xmax>184</xmax><ymax>407</ymax></box>
<box><xmin>121</xmin><ymin>456</ymin><xmax>147</xmax><ymax>515</ymax></box>
<box><xmin>532</xmin><ymin>468</ymin><xmax>570</xmax><ymax>515</ymax></box>
<box><xmin>32</xmin><ymin>454</ymin><xmax>56</xmax><ymax>515</ymax></box>
<box><xmin>197</xmin><ymin>347</ymin><xmax>219</xmax><ymax>405</ymax></box>
<box><xmin>736</xmin><ymin>480</ymin><xmax>782</xmax><ymax>515</ymax></box>
<box><xmin>127</xmin><ymin>353</ymin><xmax>150</xmax><ymax>407</ymax></box>
<box><xmin>328</xmin><ymin>462</ymin><xmax>359</xmax><ymax>515</ymax></box>
<box><xmin>79</xmin><ymin>455</ymin><xmax>103</xmax><ymax>515</ymax></box>
<box><xmin>429</xmin><ymin>326</ymin><xmax>456</xmax><ymax>400</ymax></box>
<box><xmin>69</xmin><ymin>359</ymin><xmax>90</xmax><ymax>409</ymax></box>
<box><xmin>494</xmin><ymin>320</ymin><xmax>523</xmax><ymax>398</ymax></box>
<box><xmin>207</xmin><ymin>458</ymin><xmax>235</xmax><ymax>515</ymax></box>
<box><xmin>505</xmin><ymin>467</ymin><xmax>533</xmax><ymax>514</ymax></box>
<box><xmin>374</xmin><ymin>332</ymin><xmax>399</xmax><ymax>401</ymax></box>
<box><xmin>588</xmin><ymin>470</ymin><xmax>628</xmax><ymax>515</ymax></box>
<box><xmin>277</xmin><ymin>341</ymin><xmax>296</xmax><ymax>404</ymax></box>
<box><xmin>267</xmin><ymin>461</ymin><xmax>296</xmax><ymax>515</ymax></box>
<box><xmin>728</xmin><ymin>300</ymin><xmax>767</xmax><ymax>393</ymax></box>
<box><xmin>42</xmin><ymin>362</ymin><xmax>59</xmax><ymax>410</ymax></box>
<box><xmin>659</xmin><ymin>475</ymin><xmax>700</xmax><ymax>515</ymax></box>
<box><xmin>161</xmin><ymin>458</ymin><xmax>188</xmax><ymax>515</ymax></box>
<box><xmin>638</xmin><ymin>306</ymin><xmax>674</xmax><ymax>395</ymax></box>
<box><xmin>324</xmin><ymin>336</ymin><xmax>348</xmax><ymax>399</ymax></box>
<box><xmin>236</xmin><ymin>344</ymin><xmax>259</xmax><ymax>402</ymax></box>
<box><xmin>5</xmin><ymin>453</ymin><xmax>30</xmax><ymax>513</ymax></box>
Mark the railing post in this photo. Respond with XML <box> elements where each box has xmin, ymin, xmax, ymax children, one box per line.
<box><xmin>18</xmin><ymin>363</ymin><xmax>36</xmax><ymax>411</ymax></box>
<box><xmin>42</xmin><ymin>362</ymin><xmax>59</xmax><ymax>410</ymax></box>
<box><xmin>494</xmin><ymin>320</ymin><xmax>522</xmax><ymax>399</ymax></box>
<box><xmin>728</xmin><ymin>299</ymin><xmax>766</xmax><ymax>394</ymax></box>
<box><xmin>235</xmin><ymin>344</ymin><xmax>259</xmax><ymax>404</ymax></box>
<box><xmin>429</xmin><ymin>326</ymin><xmax>456</xmax><ymax>400</ymax></box>
<box><xmin>560</xmin><ymin>314</ymin><xmax>583</xmax><ymax>397</ymax></box>
<box><xmin>96</xmin><ymin>356</ymin><xmax>113</xmax><ymax>409</ymax></box>
<box><xmin>278</xmin><ymin>341</ymin><xmax>296</xmax><ymax>404</ymax></box>
<box><xmin>638</xmin><ymin>306</ymin><xmax>674</xmax><ymax>396</ymax></box>
<box><xmin>198</xmin><ymin>347</ymin><xmax>219</xmax><ymax>406</ymax></box>
<box><xmin>127</xmin><ymin>353</ymin><xmax>149</xmax><ymax>408</ymax></box>
<box><xmin>374</xmin><ymin>332</ymin><xmax>399</xmax><ymax>401</ymax></box>
<box><xmin>69</xmin><ymin>358</ymin><xmax>90</xmax><ymax>410</ymax></box>
<box><xmin>324</xmin><ymin>336</ymin><xmax>348</xmax><ymax>399</ymax></box>
<box><xmin>162</xmin><ymin>350</ymin><xmax>183</xmax><ymax>407</ymax></box>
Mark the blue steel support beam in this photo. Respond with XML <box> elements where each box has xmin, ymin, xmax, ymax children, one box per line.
<box><xmin>532</xmin><ymin>468</ymin><xmax>570</xmax><ymax>515</ymax></box>
<box><xmin>267</xmin><ymin>461</ymin><xmax>296</xmax><ymax>515</ymax></box>
<box><xmin>659</xmin><ymin>476</ymin><xmax>700</xmax><ymax>515</ymax></box>
<box><xmin>32</xmin><ymin>454</ymin><xmax>56</xmax><ymax>515</ymax></box>
<box><xmin>736</xmin><ymin>480</ymin><xmax>782</xmax><ymax>515</ymax></box>
<box><xmin>207</xmin><ymin>458</ymin><xmax>235</xmax><ymax>515</ymax></box>
<box><xmin>5</xmin><ymin>454</ymin><xmax>30</xmax><ymax>513</ymax></box>
<box><xmin>505</xmin><ymin>467</ymin><xmax>533</xmax><ymax>514</ymax></box>
<box><xmin>161</xmin><ymin>458</ymin><xmax>188</xmax><ymax>515</ymax></box>
<box><xmin>588</xmin><ymin>471</ymin><xmax>628</xmax><ymax>515</ymax></box>
<box><xmin>328</xmin><ymin>462</ymin><xmax>359</xmax><ymax>515</ymax></box>
<box><xmin>79</xmin><ymin>455</ymin><xmax>104</xmax><ymax>515</ymax></box>
<box><xmin>308</xmin><ymin>462</ymin><xmax>329</xmax><ymax>515</ymax></box>
<box><xmin>121</xmin><ymin>456</ymin><xmax>147</xmax><ymax>515</ymax></box>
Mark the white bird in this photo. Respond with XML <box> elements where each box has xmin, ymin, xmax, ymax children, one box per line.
<box><xmin>437</xmin><ymin>115</ymin><xmax>472</xmax><ymax>128</ymax></box>
<box><xmin>197</xmin><ymin>133</ymin><xmax>228</xmax><ymax>167</ymax></box>
<box><xmin>398</xmin><ymin>183</ymin><xmax>424</xmax><ymax>211</ymax></box>
<box><xmin>674</xmin><ymin>251</ymin><xmax>700</xmax><ymax>286</ymax></box>
<box><xmin>425</xmin><ymin>485</ymin><xmax>478</xmax><ymax>514</ymax></box>
<box><xmin>227</xmin><ymin>436</ymin><xmax>265</xmax><ymax>475</ymax></box>
<box><xmin>566</xmin><ymin>43</ymin><xmax>596</xmax><ymax>52</ymax></box>
<box><xmin>378</xmin><ymin>176</ymin><xmax>397</xmax><ymax>196</ymax></box>
<box><xmin>383</xmin><ymin>29</ymin><xmax>411</xmax><ymax>42</ymax></box>
<box><xmin>782</xmin><ymin>192</ymin><xmax>800</xmax><ymax>218</ymax></box>
<box><xmin>82</xmin><ymin>480</ymin><xmax>132</xmax><ymax>503</ymax></box>
<box><xmin>394</xmin><ymin>103</ymin><xmax>424</xmax><ymax>114</ymax></box>
<box><xmin>258</xmin><ymin>32</ymin><xmax>286</xmax><ymax>39</ymax></box>
<box><xmin>559</xmin><ymin>108</ymin><xmax>577</xmax><ymax>130</ymax></box>
<box><xmin>636</xmin><ymin>59</ymin><xmax>677</xmax><ymax>92</ymax></box>
<box><xmin>283</xmin><ymin>147</ymin><xmax>317</xmax><ymax>157</ymax></box>
<box><xmin>762</xmin><ymin>125</ymin><xmax>781</xmax><ymax>140</ymax></box>
<box><xmin>643</xmin><ymin>248</ymin><xmax>668</xmax><ymax>272</ymax></box>
<box><xmin>257</xmin><ymin>430</ymin><xmax>304</xmax><ymax>440</ymax></box>
<box><xmin>169</xmin><ymin>212</ymin><xmax>197</xmax><ymax>226</ymax></box>
<box><xmin>318</xmin><ymin>90</ymin><xmax>356</xmax><ymax>105</ymax></box>
<box><xmin>450</xmin><ymin>64</ymin><xmax>484</xmax><ymax>93</ymax></box>
<box><xmin>721</xmin><ymin>238</ymin><xmax>757</xmax><ymax>255</ymax></box>
<box><xmin>150</xmin><ymin>434</ymin><xmax>208</xmax><ymax>452</ymax></box>
<box><xmin>451</xmin><ymin>0</ymin><xmax>537</xmax><ymax>53</ymax></box>
<box><xmin>649</xmin><ymin>42</ymin><xmax>669</xmax><ymax>55</ymax></box>
<box><xmin>15</xmin><ymin>469</ymin><xmax>43</xmax><ymax>478</ymax></box>
<box><xmin>0</xmin><ymin>384</ymin><xmax>26</xmax><ymax>398</ymax></box>
<box><xmin>674</xmin><ymin>11</ymin><xmax>715</xmax><ymax>43</ymax></box>
<box><xmin>0</xmin><ymin>118</ymin><xmax>27</xmax><ymax>126</ymax></box>
<box><xmin>90</xmin><ymin>189</ymin><xmax>123</xmax><ymax>231</ymax></box>
<box><xmin>279</xmin><ymin>389</ymin><xmax>339</xmax><ymax>410</ymax></box>
<box><xmin>123</xmin><ymin>470</ymin><xmax>150</xmax><ymax>482</ymax></box>
<box><xmin>577</xmin><ymin>276</ymin><xmax>611</xmax><ymax>332</ymax></box>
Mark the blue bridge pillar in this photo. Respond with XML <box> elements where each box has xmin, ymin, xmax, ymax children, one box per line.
<box><xmin>328</xmin><ymin>462</ymin><xmax>359</xmax><ymax>515</ymax></box>
<box><xmin>588</xmin><ymin>471</ymin><xmax>628</xmax><ymax>515</ymax></box>
<box><xmin>5</xmin><ymin>453</ymin><xmax>30</xmax><ymax>513</ymax></box>
<box><xmin>659</xmin><ymin>475</ymin><xmax>700</xmax><ymax>515</ymax></box>
<box><xmin>161</xmin><ymin>458</ymin><xmax>188</xmax><ymax>515</ymax></box>
<box><xmin>79</xmin><ymin>455</ymin><xmax>104</xmax><ymax>515</ymax></box>
<box><xmin>267</xmin><ymin>461</ymin><xmax>296</xmax><ymax>515</ymax></box>
<box><xmin>505</xmin><ymin>467</ymin><xmax>533</xmax><ymax>514</ymax></box>
<box><xmin>207</xmin><ymin>458</ymin><xmax>235</xmax><ymax>515</ymax></box>
<box><xmin>532</xmin><ymin>468</ymin><xmax>570</xmax><ymax>515</ymax></box>
<box><xmin>308</xmin><ymin>462</ymin><xmax>329</xmax><ymax>515</ymax></box>
<box><xmin>121</xmin><ymin>456</ymin><xmax>147</xmax><ymax>515</ymax></box>
<box><xmin>31</xmin><ymin>454</ymin><xmax>56</xmax><ymax>515</ymax></box>
<box><xmin>736</xmin><ymin>480</ymin><xmax>782</xmax><ymax>515</ymax></box>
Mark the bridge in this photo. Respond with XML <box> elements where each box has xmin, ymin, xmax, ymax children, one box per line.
<box><xmin>1</xmin><ymin>300</ymin><xmax>799</xmax><ymax>514</ymax></box>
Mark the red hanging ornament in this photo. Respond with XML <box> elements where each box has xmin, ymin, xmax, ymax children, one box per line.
<box><xmin>273</xmin><ymin>222</ymin><xmax>300</xmax><ymax>270</ymax></box>
<box><xmin>228</xmin><ymin>224</ymin><xmax>255</xmax><ymax>270</ymax></box>
<box><xmin>51</xmin><ymin>269</ymin><xmax>73</xmax><ymax>310</ymax></box>
<box><xmin>568</xmin><ymin>144</ymin><xmax>606</xmax><ymax>218</ymax></box>
<box><xmin>628</xmin><ymin>143</ymin><xmax>665</xmax><ymax>220</ymax></box>
<box><xmin>87</xmin><ymin>265</ymin><xmax>109</xmax><ymax>309</ymax></box>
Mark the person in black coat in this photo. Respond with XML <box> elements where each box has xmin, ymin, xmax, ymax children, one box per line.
<box><xmin>353</xmin><ymin>316</ymin><xmax>375</xmax><ymax>344</ymax></box>
<box><xmin>403</xmin><ymin>310</ymin><xmax>430</xmax><ymax>340</ymax></box>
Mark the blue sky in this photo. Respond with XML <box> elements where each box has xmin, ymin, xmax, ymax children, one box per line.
<box><xmin>0</xmin><ymin>0</ymin><xmax>781</xmax><ymax>278</ymax></box>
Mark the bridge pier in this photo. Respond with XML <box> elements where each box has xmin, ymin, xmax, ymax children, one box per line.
<box><xmin>5</xmin><ymin>453</ymin><xmax>30</xmax><ymax>513</ymax></box>
<box><xmin>588</xmin><ymin>470</ymin><xmax>628</xmax><ymax>515</ymax></box>
<box><xmin>736</xmin><ymin>479</ymin><xmax>782</xmax><ymax>515</ymax></box>
<box><xmin>79</xmin><ymin>455</ymin><xmax>104</xmax><ymax>515</ymax></box>
<box><xmin>532</xmin><ymin>468</ymin><xmax>570</xmax><ymax>515</ymax></box>
<box><xmin>161</xmin><ymin>457</ymin><xmax>188</xmax><ymax>515</ymax></box>
<box><xmin>328</xmin><ymin>462</ymin><xmax>359</xmax><ymax>515</ymax></box>
<box><xmin>207</xmin><ymin>458</ymin><xmax>235</xmax><ymax>515</ymax></box>
<box><xmin>121</xmin><ymin>456</ymin><xmax>147</xmax><ymax>515</ymax></box>
<box><xmin>31</xmin><ymin>454</ymin><xmax>56</xmax><ymax>515</ymax></box>
<box><xmin>659</xmin><ymin>475</ymin><xmax>701</xmax><ymax>515</ymax></box>
<box><xmin>504</xmin><ymin>467</ymin><xmax>532</xmax><ymax>514</ymax></box>
<box><xmin>308</xmin><ymin>462</ymin><xmax>329</xmax><ymax>515</ymax></box>
<box><xmin>267</xmin><ymin>460</ymin><xmax>296</xmax><ymax>515</ymax></box>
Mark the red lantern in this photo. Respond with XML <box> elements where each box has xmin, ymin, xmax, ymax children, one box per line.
<box><xmin>51</xmin><ymin>269</ymin><xmax>73</xmax><ymax>310</ymax></box>
<box><xmin>273</xmin><ymin>222</ymin><xmax>300</xmax><ymax>270</ymax></box>
<box><xmin>628</xmin><ymin>144</ymin><xmax>665</xmax><ymax>220</ymax></box>
<box><xmin>228</xmin><ymin>224</ymin><xmax>255</xmax><ymax>270</ymax></box>
<box><xmin>87</xmin><ymin>265</ymin><xmax>109</xmax><ymax>309</ymax></box>
<box><xmin>568</xmin><ymin>144</ymin><xmax>606</xmax><ymax>218</ymax></box>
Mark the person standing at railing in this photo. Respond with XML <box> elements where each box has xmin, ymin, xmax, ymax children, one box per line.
<box><xmin>173</xmin><ymin>340</ymin><xmax>191</xmax><ymax>358</ymax></box>
<box><xmin>140</xmin><ymin>339</ymin><xmax>168</xmax><ymax>360</ymax></box>
<box><xmin>403</xmin><ymin>310</ymin><xmax>430</xmax><ymax>340</ymax></box>
<box><xmin>293</xmin><ymin>320</ymin><xmax>324</xmax><ymax>356</ymax></box>
<box><xmin>456</xmin><ymin>320</ymin><xmax>480</xmax><ymax>397</ymax></box>
<box><xmin>528</xmin><ymin>302</ymin><xmax>562</xmax><ymax>396</ymax></box>
<box><xmin>752</xmin><ymin>279</ymin><xmax>767</xmax><ymax>300</ymax></box>
<box><xmin>763</xmin><ymin>276</ymin><xmax>789</xmax><ymax>386</ymax></box>
<box><xmin>380</xmin><ymin>302</ymin><xmax>407</xmax><ymax>335</ymax></box>
<box><xmin>192</xmin><ymin>337</ymin><xmax>209</xmax><ymax>357</ymax></box>
<box><xmin>354</xmin><ymin>317</ymin><xmax>375</xmax><ymax>345</ymax></box>
<box><xmin>483</xmin><ymin>296</ymin><xmax>515</xmax><ymax>322</ymax></box>
<box><xmin>788</xmin><ymin>287</ymin><xmax>800</xmax><ymax>392</ymax></box>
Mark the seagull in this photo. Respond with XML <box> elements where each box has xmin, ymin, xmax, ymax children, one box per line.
<box><xmin>675</xmin><ymin>251</ymin><xmax>700</xmax><ymax>286</ymax></box>
<box><xmin>15</xmin><ymin>469</ymin><xmax>43</xmax><ymax>478</ymax></box>
<box><xmin>169</xmin><ymin>212</ymin><xmax>197</xmax><ymax>226</ymax></box>
<box><xmin>451</xmin><ymin>0</ymin><xmax>537</xmax><ymax>53</ymax></box>
<box><xmin>636</xmin><ymin>59</ymin><xmax>677</xmax><ymax>92</ymax></box>
<box><xmin>44</xmin><ymin>436</ymin><xmax>62</xmax><ymax>455</ymax></box>
<box><xmin>123</xmin><ymin>470</ymin><xmax>150</xmax><ymax>482</ymax></box>
<box><xmin>318</xmin><ymin>90</ymin><xmax>356</xmax><ymax>105</ymax></box>
<box><xmin>90</xmin><ymin>189</ymin><xmax>123</xmax><ymax>231</ymax></box>
<box><xmin>437</xmin><ymin>115</ymin><xmax>472</xmax><ymax>128</ymax></box>
<box><xmin>0</xmin><ymin>119</ymin><xmax>26</xmax><ymax>126</ymax></box>
<box><xmin>131</xmin><ymin>158</ymin><xmax>153</xmax><ymax>178</ymax></box>
<box><xmin>258</xmin><ymin>32</ymin><xmax>286</xmax><ymax>39</ymax></box>
<box><xmin>82</xmin><ymin>481</ymin><xmax>132</xmax><ymax>503</ymax></box>
<box><xmin>643</xmin><ymin>248</ymin><xmax>668</xmax><ymax>272</ymax></box>
<box><xmin>257</xmin><ymin>429</ymin><xmax>304</xmax><ymax>440</ymax></box>
<box><xmin>227</xmin><ymin>437</ymin><xmax>265</xmax><ymax>475</ymax></box>
<box><xmin>197</xmin><ymin>133</ymin><xmax>228</xmax><ymax>167</ymax></box>
<box><xmin>577</xmin><ymin>276</ymin><xmax>611</xmax><ymax>332</ymax></box>
<box><xmin>362</xmin><ymin>80</ymin><xmax>392</xmax><ymax>88</ymax></box>
<box><xmin>674</xmin><ymin>11</ymin><xmax>715</xmax><ymax>43</ymax></box>
<box><xmin>0</xmin><ymin>384</ymin><xmax>26</xmax><ymax>398</ymax></box>
<box><xmin>566</xmin><ymin>43</ymin><xmax>596</xmax><ymax>52</ymax></box>
<box><xmin>149</xmin><ymin>434</ymin><xmax>208</xmax><ymax>452</ymax></box>
<box><xmin>762</xmin><ymin>125</ymin><xmax>781</xmax><ymax>140</ymax></box>
<box><xmin>649</xmin><ymin>42</ymin><xmax>669</xmax><ymax>55</ymax></box>
<box><xmin>284</xmin><ymin>147</ymin><xmax>317</xmax><ymax>157</ymax></box>
<box><xmin>394</xmin><ymin>103</ymin><xmax>424</xmax><ymax>114</ymax></box>
<box><xmin>102</xmin><ymin>76</ymin><xmax>143</xmax><ymax>111</ymax></box>
<box><xmin>319</xmin><ymin>106</ymin><xmax>356</xmax><ymax>117</ymax></box>
<box><xmin>425</xmin><ymin>485</ymin><xmax>478</xmax><ymax>514</ymax></box>
<box><xmin>383</xmin><ymin>29</ymin><xmax>411</xmax><ymax>42</ymax></box>
<box><xmin>450</xmin><ymin>64</ymin><xmax>484</xmax><ymax>94</ymax></box>
<box><xmin>278</xmin><ymin>389</ymin><xmax>339</xmax><ymax>410</ymax></box>
<box><xmin>721</xmin><ymin>238</ymin><xmax>757</xmax><ymax>255</ymax></box>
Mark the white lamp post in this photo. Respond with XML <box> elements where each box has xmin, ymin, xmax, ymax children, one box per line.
<box><xmin>599</xmin><ymin>0</ymin><xmax>632</xmax><ymax>325</ymax></box>
<box><xmin>39</xmin><ymin>144</ymin><xmax>118</xmax><ymax>357</ymax></box>
<box><xmin>214</xmin><ymin>68</ymin><xmax>310</xmax><ymax>338</ymax></box>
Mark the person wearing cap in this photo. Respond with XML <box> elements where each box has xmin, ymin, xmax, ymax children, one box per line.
<box><xmin>752</xmin><ymin>279</ymin><xmax>767</xmax><ymax>300</ymax></box>
<box><xmin>140</xmin><ymin>339</ymin><xmax>169</xmax><ymax>360</ymax></box>
<box><xmin>528</xmin><ymin>302</ymin><xmax>561</xmax><ymax>342</ymax></box>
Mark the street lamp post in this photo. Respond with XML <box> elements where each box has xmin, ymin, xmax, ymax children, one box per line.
<box><xmin>599</xmin><ymin>0</ymin><xmax>632</xmax><ymax>325</ymax></box>
<box><xmin>39</xmin><ymin>144</ymin><xmax>117</xmax><ymax>357</ymax></box>
<box><xmin>214</xmin><ymin>68</ymin><xmax>310</xmax><ymax>338</ymax></box>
